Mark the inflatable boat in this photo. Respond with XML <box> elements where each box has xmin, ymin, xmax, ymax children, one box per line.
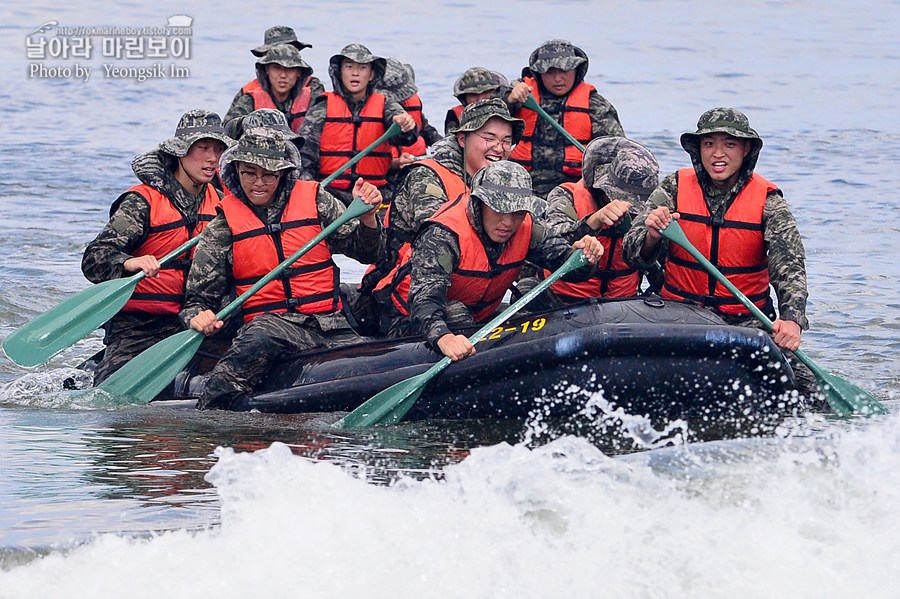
<box><xmin>155</xmin><ymin>296</ymin><xmax>803</xmax><ymax>435</ymax></box>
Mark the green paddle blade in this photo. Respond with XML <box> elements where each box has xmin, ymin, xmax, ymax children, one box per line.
<box><xmin>98</xmin><ymin>329</ymin><xmax>204</xmax><ymax>403</ymax></box>
<box><xmin>660</xmin><ymin>220</ymin><xmax>888</xmax><ymax>417</ymax></box>
<box><xmin>336</xmin><ymin>250</ymin><xmax>590</xmax><ymax>428</ymax></box>
<box><xmin>334</xmin><ymin>368</ymin><xmax>439</xmax><ymax>428</ymax></box>
<box><xmin>2</xmin><ymin>276</ymin><xmax>141</xmax><ymax>367</ymax></box>
<box><xmin>1</xmin><ymin>236</ymin><xmax>201</xmax><ymax>368</ymax></box>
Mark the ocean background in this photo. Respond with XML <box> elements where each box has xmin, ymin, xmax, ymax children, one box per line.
<box><xmin>1</xmin><ymin>1</ymin><xmax>899</xmax><ymax>597</ymax></box>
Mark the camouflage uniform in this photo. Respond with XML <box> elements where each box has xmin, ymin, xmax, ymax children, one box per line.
<box><xmin>443</xmin><ymin>67</ymin><xmax>514</xmax><ymax>134</ymax></box>
<box><xmin>384</xmin><ymin>161</ymin><xmax>596</xmax><ymax>345</ymax></box>
<box><xmin>82</xmin><ymin>110</ymin><xmax>234</xmax><ymax>384</ymax></box>
<box><xmin>223</xmin><ymin>43</ymin><xmax>325</xmax><ymax>139</ymax></box>
<box><xmin>510</xmin><ymin>39</ymin><xmax>626</xmax><ymax>197</ymax></box>
<box><xmin>295</xmin><ymin>44</ymin><xmax>419</xmax><ymax>205</ymax></box>
<box><xmin>179</xmin><ymin>128</ymin><xmax>383</xmax><ymax>409</ymax></box>
<box><xmin>359</xmin><ymin>99</ymin><xmax>525</xmax><ymax>295</ymax></box>
<box><xmin>375</xmin><ymin>58</ymin><xmax>442</xmax><ymax>147</ymax></box>
<box><xmin>517</xmin><ymin>137</ymin><xmax>661</xmax><ymax>308</ymax></box>
<box><xmin>621</xmin><ymin>108</ymin><xmax>819</xmax><ymax>400</ymax></box>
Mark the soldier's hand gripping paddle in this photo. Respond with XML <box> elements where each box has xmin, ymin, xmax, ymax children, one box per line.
<box><xmin>660</xmin><ymin>219</ymin><xmax>888</xmax><ymax>417</ymax></box>
<box><xmin>2</xmin><ymin>237</ymin><xmax>201</xmax><ymax>368</ymax></box>
<box><xmin>335</xmin><ymin>250</ymin><xmax>589</xmax><ymax>428</ymax></box>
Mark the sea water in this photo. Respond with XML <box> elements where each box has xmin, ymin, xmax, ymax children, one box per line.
<box><xmin>1</xmin><ymin>1</ymin><xmax>899</xmax><ymax>597</ymax></box>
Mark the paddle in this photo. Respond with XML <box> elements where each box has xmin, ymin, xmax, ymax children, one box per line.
<box><xmin>659</xmin><ymin>220</ymin><xmax>888</xmax><ymax>417</ymax></box>
<box><xmin>1</xmin><ymin>123</ymin><xmax>402</xmax><ymax>369</ymax></box>
<box><xmin>2</xmin><ymin>237</ymin><xmax>201</xmax><ymax>368</ymax></box>
<box><xmin>99</xmin><ymin>196</ymin><xmax>376</xmax><ymax>402</ymax></box>
<box><xmin>524</xmin><ymin>94</ymin><xmax>586</xmax><ymax>152</ymax></box>
<box><xmin>335</xmin><ymin>249</ymin><xmax>590</xmax><ymax>428</ymax></box>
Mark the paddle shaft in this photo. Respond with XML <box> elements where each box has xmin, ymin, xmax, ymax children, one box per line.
<box><xmin>335</xmin><ymin>249</ymin><xmax>589</xmax><ymax>427</ymax></box>
<box><xmin>524</xmin><ymin>95</ymin><xmax>585</xmax><ymax>152</ymax></box>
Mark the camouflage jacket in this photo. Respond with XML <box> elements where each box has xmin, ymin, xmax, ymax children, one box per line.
<box><xmin>408</xmin><ymin>197</ymin><xmax>595</xmax><ymax>345</ymax></box>
<box><xmin>81</xmin><ymin>150</ymin><xmax>223</xmax><ymax>283</ymax></box>
<box><xmin>223</xmin><ymin>71</ymin><xmax>326</xmax><ymax>138</ymax></box>
<box><xmin>509</xmin><ymin>79</ymin><xmax>625</xmax><ymax>197</ymax></box>
<box><xmin>542</xmin><ymin>183</ymin><xmax>612</xmax><ymax>241</ymax></box>
<box><xmin>621</xmin><ymin>165</ymin><xmax>809</xmax><ymax>329</ymax></box>
<box><xmin>178</xmin><ymin>169</ymin><xmax>383</xmax><ymax>329</ymax></box>
<box><xmin>295</xmin><ymin>90</ymin><xmax>419</xmax><ymax>182</ymax></box>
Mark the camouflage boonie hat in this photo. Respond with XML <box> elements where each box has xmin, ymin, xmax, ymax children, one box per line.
<box><xmin>584</xmin><ymin>137</ymin><xmax>660</xmax><ymax>203</ymax></box>
<box><xmin>452</xmin><ymin>67</ymin><xmax>500</xmax><ymax>101</ymax></box>
<box><xmin>241</xmin><ymin>109</ymin><xmax>303</xmax><ymax>146</ymax></box>
<box><xmin>527</xmin><ymin>39</ymin><xmax>587</xmax><ymax>74</ymax></box>
<box><xmin>680</xmin><ymin>107</ymin><xmax>763</xmax><ymax>153</ymax></box>
<box><xmin>449</xmin><ymin>98</ymin><xmax>526</xmax><ymax>144</ymax></box>
<box><xmin>257</xmin><ymin>44</ymin><xmax>311</xmax><ymax>70</ymax></box>
<box><xmin>251</xmin><ymin>26</ymin><xmax>312</xmax><ymax>56</ymax></box>
<box><xmin>158</xmin><ymin>109</ymin><xmax>234</xmax><ymax>157</ymax></box>
<box><xmin>470</xmin><ymin>161</ymin><xmax>547</xmax><ymax>216</ymax></box>
<box><xmin>220</xmin><ymin>127</ymin><xmax>301</xmax><ymax>172</ymax></box>
<box><xmin>329</xmin><ymin>43</ymin><xmax>387</xmax><ymax>81</ymax></box>
<box><xmin>377</xmin><ymin>57</ymin><xmax>417</xmax><ymax>102</ymax></box>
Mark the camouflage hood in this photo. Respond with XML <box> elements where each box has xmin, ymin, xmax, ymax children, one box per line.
<box><xmin>583</xmin><ymin>137</ymin><xmax>659</xmax><ymax>204</ymax></box>
<box><xmin>452</xmin><ymin>67</ymin><xmax>507</xmax><ymax>102</ymax></box>
<box><xmin>327</xmin><ymin>43</ymin><xmax>386</xmax><ymax>96</ymax></box>
<box><xmin>157</xmin><ymin>109</ymin><xmax>234</xmax><ymax>158</ymax></box>
<box><xmin>250</xmin><ymin>25</ymin><xmax>312</xmax><ymax>57</ymax></box>
<box><xmin>679</xmin><ymin>107</ymin><xmax>763</xmax><ymax>189</ymax></box>
<box><xmin>129</xmin><ymin>149</ymin><xmax>204</xmax><ymax>216</ymax></box>
<box><xmin>255</xmin><ymin>45</ymin><xmax>314</xmax><ymax>93</ymax></box>
<box><xmin>522</xmin><ymin>39</ymin><xmax>589</xmax><ymax>88</ymax></box>
<box><xmin>469</xmin><ymin>160</ymin><xmax>546</xmax><ymax>216</ymax></box>
<box><xmin>219</xmin><ymin>128</ymin><xmax>302</xmax><ymax>205</ymax></box>
<box><xmin>375</xmin><ymin>57</ymin><xmax>417</xmax><ymax>103</ymax></box>
<box><xmin>231</xmin><ymin>108</ymin><xmax>304</xmax><ymax>145</ymax></box>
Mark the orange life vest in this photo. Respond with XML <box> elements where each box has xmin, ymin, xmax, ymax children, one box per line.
<box><xmin>389</xmin><ymin>194</ymin><xmax>532</xmax><ymax>322</ymax></box>
<box><xmin>241</xmin><ymin>77</ymin><xmax>312</xmax><ymax>133</ymax></box>
<box><xmin>120</xmin><ymin>184</ymin><xmax>219</xmax><ymax>315</ymax></box>
<box><xmin>319</xmin><ymin>92</ymin><xmax>392</xmax><ymax>190</ymax></box>
<box><xmin>662</xmin><ymin>168</ymin><xmax>776</xmax><ymax>315</ymax></box>
<box><xmin>509</xmin><ymin>77</ymin><xmax>593</xmax><ymax>178</ymax></box>
<box><xmin>445</xmin><ymin>105</ymin><xmax>464</xmax><ymax>132</ymax></box>
<box><xmin>366</xmin><ymin>159</ymin><xmax>469</xmax><ymax>295</ymax></box>
<box><xmin>544</xmin><ymin>181</ymin><xmax>638</xmax><ymax>299</ymax></box>
<box><xmin>219</xmin><ymin>180</ymin><xmax>340</xmax><ymax>322</ymax></box>
<box><xmin>394</xmin><ymin>94</ymin><xmax>427</xmax><ymax>157</ymax></box>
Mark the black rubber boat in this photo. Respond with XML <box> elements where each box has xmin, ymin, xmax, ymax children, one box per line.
<box><xmin>155</xmin><ymin>296</ymin><xmax>804</xmax><ymax>435</ymax></box>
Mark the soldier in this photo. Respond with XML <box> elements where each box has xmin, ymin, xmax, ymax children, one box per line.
<box><xmin>443</xmin><ymin>66</ymin><xmax>512</xmax><ymax>135</ymax></box>
<box><xmin>621</xmin><ymin>107</ymin><xmax>820</xmax><ymax>400</ymax></box>
<box><xmin>82</xmin><ymin>109</ymin><xmax>234</xmax><ymax>384</ymax></box>
<box><xmin>506</xmin><ymin>39</ymin><xmax>625</xmax><ymax>197</ymax></box>
<box><xmin>296</xmin><ymin>43</ymin><xmax>418</xmax><ymax>205</ymax></box>
<box><xmin>357</xmin><ymin>98</ymin><xmax>525</xmax><ymax>303</ymax></box>
<box><xmin>223</xmin><ymin>26</ymin><xmax>324</xmax><ymax>138</ymax></box>
<box><xmin>382</xmin><ymin>161</ymin><xmax>604</xmax><ymax>361</ymax></box>
<box><xmin>180</xmin><ymin>128</ymin><xmax>384</xmax><ymax>410</ymax></box>
<box><xmin>376</xmin><ymin>57</ymin><xmax>442</xmax><ymax>169</ymax></box>
<box><xmin>517</xmin><ymin>137</ymin><xmax>660</xmax><ymax>309</ymax></box>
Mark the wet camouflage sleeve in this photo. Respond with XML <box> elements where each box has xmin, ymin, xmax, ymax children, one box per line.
<box><xmin>390</xmin><ymin>165</ymin><xmax>450</xmax><ymax>244</ymax></box>
<box><xmin>621</xmin><ymin>174</ymin><xmax>809</xmax><ymax>329</ymax></box>
<box><xmin>317</xmin><ymin>186</ymin><xmax>384</xmax><ymax>264</ymax></box>
<box><xmin>588</xmin><ymin>89</ymin><xmax>625</xmax><ymax>138</ymax></box>
<box><xmin>543</xmin><ymin>184</ymin><xmax>601</xmax><ymax>241</ymax></box>
<box><xmin>418</xmin><ymin>111</ymin><xmax>443</xmax><ymax>146</ymax></box>
<box><xmin>179</xmin><ymin>214</ymin><xmax>234</xmax><ymax>328</ymax></box>
<box><xmin>525</xmin><ymin>217</ymin><xmax>596</xmax><ymax>283</ymax></box>
<box><xmin>296</xmin><ymin>98</ymin><xmax>327</xmax><ymax>180</ymax></box>
<box><xmin>407</xmin><ymin>224</ymin><xmax>462</xmax><ymax>345</ymax></box>
<box><xmin>81</xmin><ymin>192</ymin><xmax>150</xmax><ymax>283</ymax></box>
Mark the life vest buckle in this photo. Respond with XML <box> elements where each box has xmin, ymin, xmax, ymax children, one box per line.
<box><xmin>267</xmin><ymin>223</ymin><xmax>283</xmax><ymax>234</ymax></box>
